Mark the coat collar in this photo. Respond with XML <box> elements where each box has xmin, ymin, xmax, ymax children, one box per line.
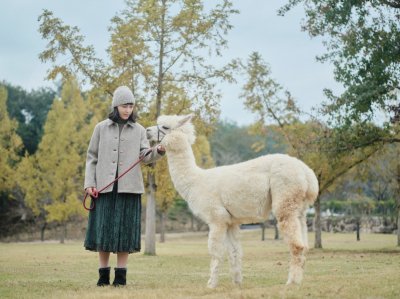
<box><xmin>106</xmin><ymin>119</ymin><xmax>136</xmax><ymax>127</ymax></box>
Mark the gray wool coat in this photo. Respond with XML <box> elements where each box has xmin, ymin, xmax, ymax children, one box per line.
<box><xmin>84</xmin><ymin>119</ymin><xmax>163</xmax><ymax>194</ymax></box>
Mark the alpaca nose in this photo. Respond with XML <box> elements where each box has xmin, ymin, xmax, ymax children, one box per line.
<box><xmin>146</xmin><ymin>129</ymin><xmax>152</xmax><ymax>139</ymax></box>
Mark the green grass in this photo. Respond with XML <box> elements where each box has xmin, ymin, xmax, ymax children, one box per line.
<box><xmin>0</xmin><ymin>230</ymin><xmax>399</xmax><ymax>299</ymax></box>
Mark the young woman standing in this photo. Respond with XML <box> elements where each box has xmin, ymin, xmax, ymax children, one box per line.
<box><xmin>84</xmin><ymin>86</ymin><xmax>165</xmax><ymax>286</ymax></box>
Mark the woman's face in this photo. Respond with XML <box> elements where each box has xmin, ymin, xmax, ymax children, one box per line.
<box><xmin>117</xmin><ymin>104</ymin><xmax>134</xmax><ymax>120</ymax></box>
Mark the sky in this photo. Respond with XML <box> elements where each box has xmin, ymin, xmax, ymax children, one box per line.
<box><xmin>0</xmin><ymin>0</ymin><xmax>343</xmax><ymax>125</ymax></box>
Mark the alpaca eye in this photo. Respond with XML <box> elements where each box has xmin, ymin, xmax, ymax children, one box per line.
<box><xmin>162</xmin><ymin>126</ymin><xmax>170</xmax><ymax>130</ymax></box>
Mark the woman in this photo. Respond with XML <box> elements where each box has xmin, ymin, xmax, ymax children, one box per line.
<box><xmin>84</xmin><ymin>86</ymin><xmax>165</xmax><ymax>286</ymax></box>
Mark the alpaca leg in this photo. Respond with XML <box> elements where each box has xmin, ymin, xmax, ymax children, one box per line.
<box><xmin>277</xmin><ymin>213</ymin><xmax>306</xmax><ymax>285</ymax></box>
<box><xmin>299</xmin><ymin>209</ymin><xmax>309</xmax><ymax>251</ymax></box>
<box><xmin>225</xmin><ymin>225</ymin><xmax>242</xmax><ymax>286</ymax></box>
<box><xmin>207</xmin><ymin>223</ymin><xmax>228</xmax><ymax>288</ymax></box>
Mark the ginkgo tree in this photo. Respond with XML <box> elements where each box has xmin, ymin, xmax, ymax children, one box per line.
<box><xmin>0</xmin><ymin>87</ymin><xmax>23</xmax><ymax>192</ymax></box>
<box><xmin>38</xmin><ymin>0</ymin><xmax>238</xmax><ymax>254</ymax></box>
<box><xmin>17</xmin><ymin>80</ymin><xmax>97</xmax><ymax>243</ymax></box>
<box><xmin>0</xmin><ymin>87</ymin><xmax>24</xmax><ymax>238</ymax></box>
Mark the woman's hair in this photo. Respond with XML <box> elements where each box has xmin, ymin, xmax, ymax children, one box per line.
<box><xmin>108</xmin><ymin>107</ymin><xmax>137</xmax><ymax>122</ymax></box>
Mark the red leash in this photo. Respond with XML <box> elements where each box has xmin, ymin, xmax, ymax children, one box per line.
<box><xmin>82</xmin><ymin>148</ymin><xmax>153</xmax><ymax>211</ymax></box>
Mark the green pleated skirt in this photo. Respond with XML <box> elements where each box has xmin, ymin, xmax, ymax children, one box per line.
<box><xmin>84</xmin><ymin>183</ymin><xmax>142</xmax><ymax>254</ymax></box>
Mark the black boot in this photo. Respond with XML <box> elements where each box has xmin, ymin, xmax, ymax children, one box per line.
<box><xmin>112</xmin><ymin>267</ymin><xmax>127</xmax><ymax>286</ymax></box>
<box><xmin>97</xmin><ymin>267</ymin><xmax>110</xmax><ymax>286</ymax></box>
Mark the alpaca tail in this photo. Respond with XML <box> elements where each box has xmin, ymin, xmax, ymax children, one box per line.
<box><xmin>304</xmin><ymin>166</ymin><xmax>319</xmax><ymax>204</ymax></box>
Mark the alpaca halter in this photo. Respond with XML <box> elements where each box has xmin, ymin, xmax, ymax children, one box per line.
<box><xmin>157</xmin><ymin>125</ymin><xmax>168</xmax><ymax>142</ymax></box>
<box><xmin>156</xmin><ymin>121</ymin><xmax>186</xmax><ymax>142</ymax></box>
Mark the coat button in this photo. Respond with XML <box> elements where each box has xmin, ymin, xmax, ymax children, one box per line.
<box><xmin>112</xmin><ymin>161</ymin><xmax>116</xmax><ymax>163</ymax></box>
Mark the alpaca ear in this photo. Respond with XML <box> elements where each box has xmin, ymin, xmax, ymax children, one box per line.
<box><xmin>177</xmin><ymin>114</ymin><xmax>193</xmax><ymax>126</ymax></box>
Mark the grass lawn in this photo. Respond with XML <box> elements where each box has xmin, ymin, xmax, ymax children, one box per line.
<box><xmin>0</xmin><ymin>229</ymin><xmax>399</xmax><ymax>299</ymax></box>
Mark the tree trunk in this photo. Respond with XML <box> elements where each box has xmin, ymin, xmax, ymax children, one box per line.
<box><xmin>145</xmin><ymin>172</ymin><xmax>157</xmax><ymax>255</ymax></box>
<box><xmin>144</xmin><ymin>0</ymin><xmax>166</xmax><ymax>255</ymax></box>
<box><xmin>59</xmin><ymin>222</ymin><xmax>66</xmax><ymax>244</ymax></box>
<box><xmin>159</xmin><ymin>211</ymin><xmax>166</xmax><ymax>243</ymax></box>
<box><xmin>356</xmin><ymin>219</ymin><xmax>360</xmax><ymax>241</ymax></box>
<box><xmin>314</xmin><ymin>196</ymin><xmax>322</xmax><ymax>248</ymax></box>
<box><xmin>397</xmin><ymin>210</ymin><xmax>400</xmax><ymax>246</ymax></box>
<box><xmin>397</xmin><ymin>147</ymin><xmax>400</xmax><ymax>246</ymax></box>
<box><xmin>260</xmin><ymin>222</ymin><xmax>266</xmax><ymax>241</ymax></box>
<box><xmin>273</xmin><ymin>217</ymin><xmax>279</xmax><ymax>240</ymax></box>
<box><xmin>40</xmin><ymin>222</ymin><xmax>47</xmax><ymax>242</ymax></box>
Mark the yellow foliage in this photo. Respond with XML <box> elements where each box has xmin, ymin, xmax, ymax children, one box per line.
<box><xmin>17</xmin><ymin>79</ymin><xmax>95</xmax><ymax>223</ymax></box>
<box><xmin>193</xmin><ymin>135</ymin><xmax>214</xmax><ymax>169</ymax></box>
<box><xmin>154</xmin><ymin>157</ymin><xmax>176</xmax><ymax>212</ymax></box>
<box><xmin>0</xmin><ymin>87</ymin><xmax>23</xmax><ymax>192</ymax></box>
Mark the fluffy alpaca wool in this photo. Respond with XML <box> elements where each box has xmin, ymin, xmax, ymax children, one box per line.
<box><xmin>112</xmin><ymin>86</ymin><xmax>134</xmax><ymax>107</ymax></box>
<box><xmin>146</xmin><ymin>114</ymin><xmax>319</xmax><ymax>288</ymax></box>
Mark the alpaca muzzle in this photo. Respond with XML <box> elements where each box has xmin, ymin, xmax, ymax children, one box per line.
<box><xmin>146</xmin><ymin>125</ymin><xmax>166</xmax><ymax>142</ymax></box>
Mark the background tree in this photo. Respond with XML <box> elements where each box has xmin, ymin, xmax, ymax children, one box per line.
<box><xmin>0</xmin><ymin>87</ymin><xmax>25</xmax><ymax>238</ymax></box>
<box><xmin>279</xmin><ymin>0</ymin><xmax>400</xmax><ymax>246</ymax></box>
<box><xmin>38</xmin><ymin>0</ymin><xmax>238</xmax><ymax>254</ymax></box>
<box><xmin>209</xmin><ymin>120</ymin><xmax>286</xmax><ymax>166</ymax></box>
<box><xmin>15</xmin><ymin>155</ymin><xmax>49</xmax><ymax>240</ymax></box>
<box><xmin>370</xmin><ymin>145</ymin><xmax>399</xmax><ymax>229</ymax></box>
<box><xmin>279</xmin><ymin>0</ymin><xmax>400</xmax><ymax>124</ymax></box>
<box><xmin>352</xmin><ymin>144</ymin><xmax>398</xmax><ymax>208</ymax></box>
<box><xmin>17</xmin><ymin>80</ymin><xmax>93</xmax><ymax>243</ymax></box>
<box><xmin>325</xmin><ymin>144</ymin><xmax>399</xmax><ymax>237</ymax></box>
<box><xmin>0</xmin><ymin>87</ymin><xmax>23</xmax><ymax>191</ymax></box>
<box><xmin>153</xmin><ymin>157</ymin><xmax>175</xmax><ymax>243</ymax></box>
<box><xmin>1</xmin><ymin>81</ymin><xmax>56</xmax><ymax>154</ymax></box>
<box><xmin>240</xmin><ymin>52</ymin><xmax>381</xmax><ymax>248</ymax></box>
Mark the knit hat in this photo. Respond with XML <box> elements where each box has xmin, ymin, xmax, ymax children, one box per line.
<box><xmin>112</xmin><ymin>86</ymin><xmax>134</xmax><ymax>108</ymax></box>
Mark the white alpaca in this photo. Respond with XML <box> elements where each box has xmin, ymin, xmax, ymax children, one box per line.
<box><xmin>146</xmin><ymin>114</ymin><xmax>319</xmax><ymax>288</ymax></box>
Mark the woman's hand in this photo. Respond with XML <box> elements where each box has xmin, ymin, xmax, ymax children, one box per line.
<box><xmin>86</xmin><ymin>187</ymin><xmax>98</xmax><ymax>197</ymax></box>
<box><xmin>157</xmin><ymin>145</ymin><xmax>166</xmax><ymax>155</ymax></box>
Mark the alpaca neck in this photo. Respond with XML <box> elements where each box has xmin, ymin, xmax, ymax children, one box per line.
<box><xmin>166</xmin><ymin>142</ymin><xmax>200</xmax><ymax>199</ymax></box>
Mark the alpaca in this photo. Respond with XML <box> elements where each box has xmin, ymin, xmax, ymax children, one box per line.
<box><xmin>146</xmin><ymin>114</ymin><xmax>319</xmax><ymax>288</ymax></box>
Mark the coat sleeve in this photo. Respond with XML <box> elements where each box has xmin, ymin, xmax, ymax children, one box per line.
<box><xmin>84</xmin><ymin>124</ymin><xmax>100</xmax><ymax>189</ymax></box>
<box><xmin>139</xmin><ymin>126</ymin><xmax>164</xmax><ymax>164</ymax></box>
